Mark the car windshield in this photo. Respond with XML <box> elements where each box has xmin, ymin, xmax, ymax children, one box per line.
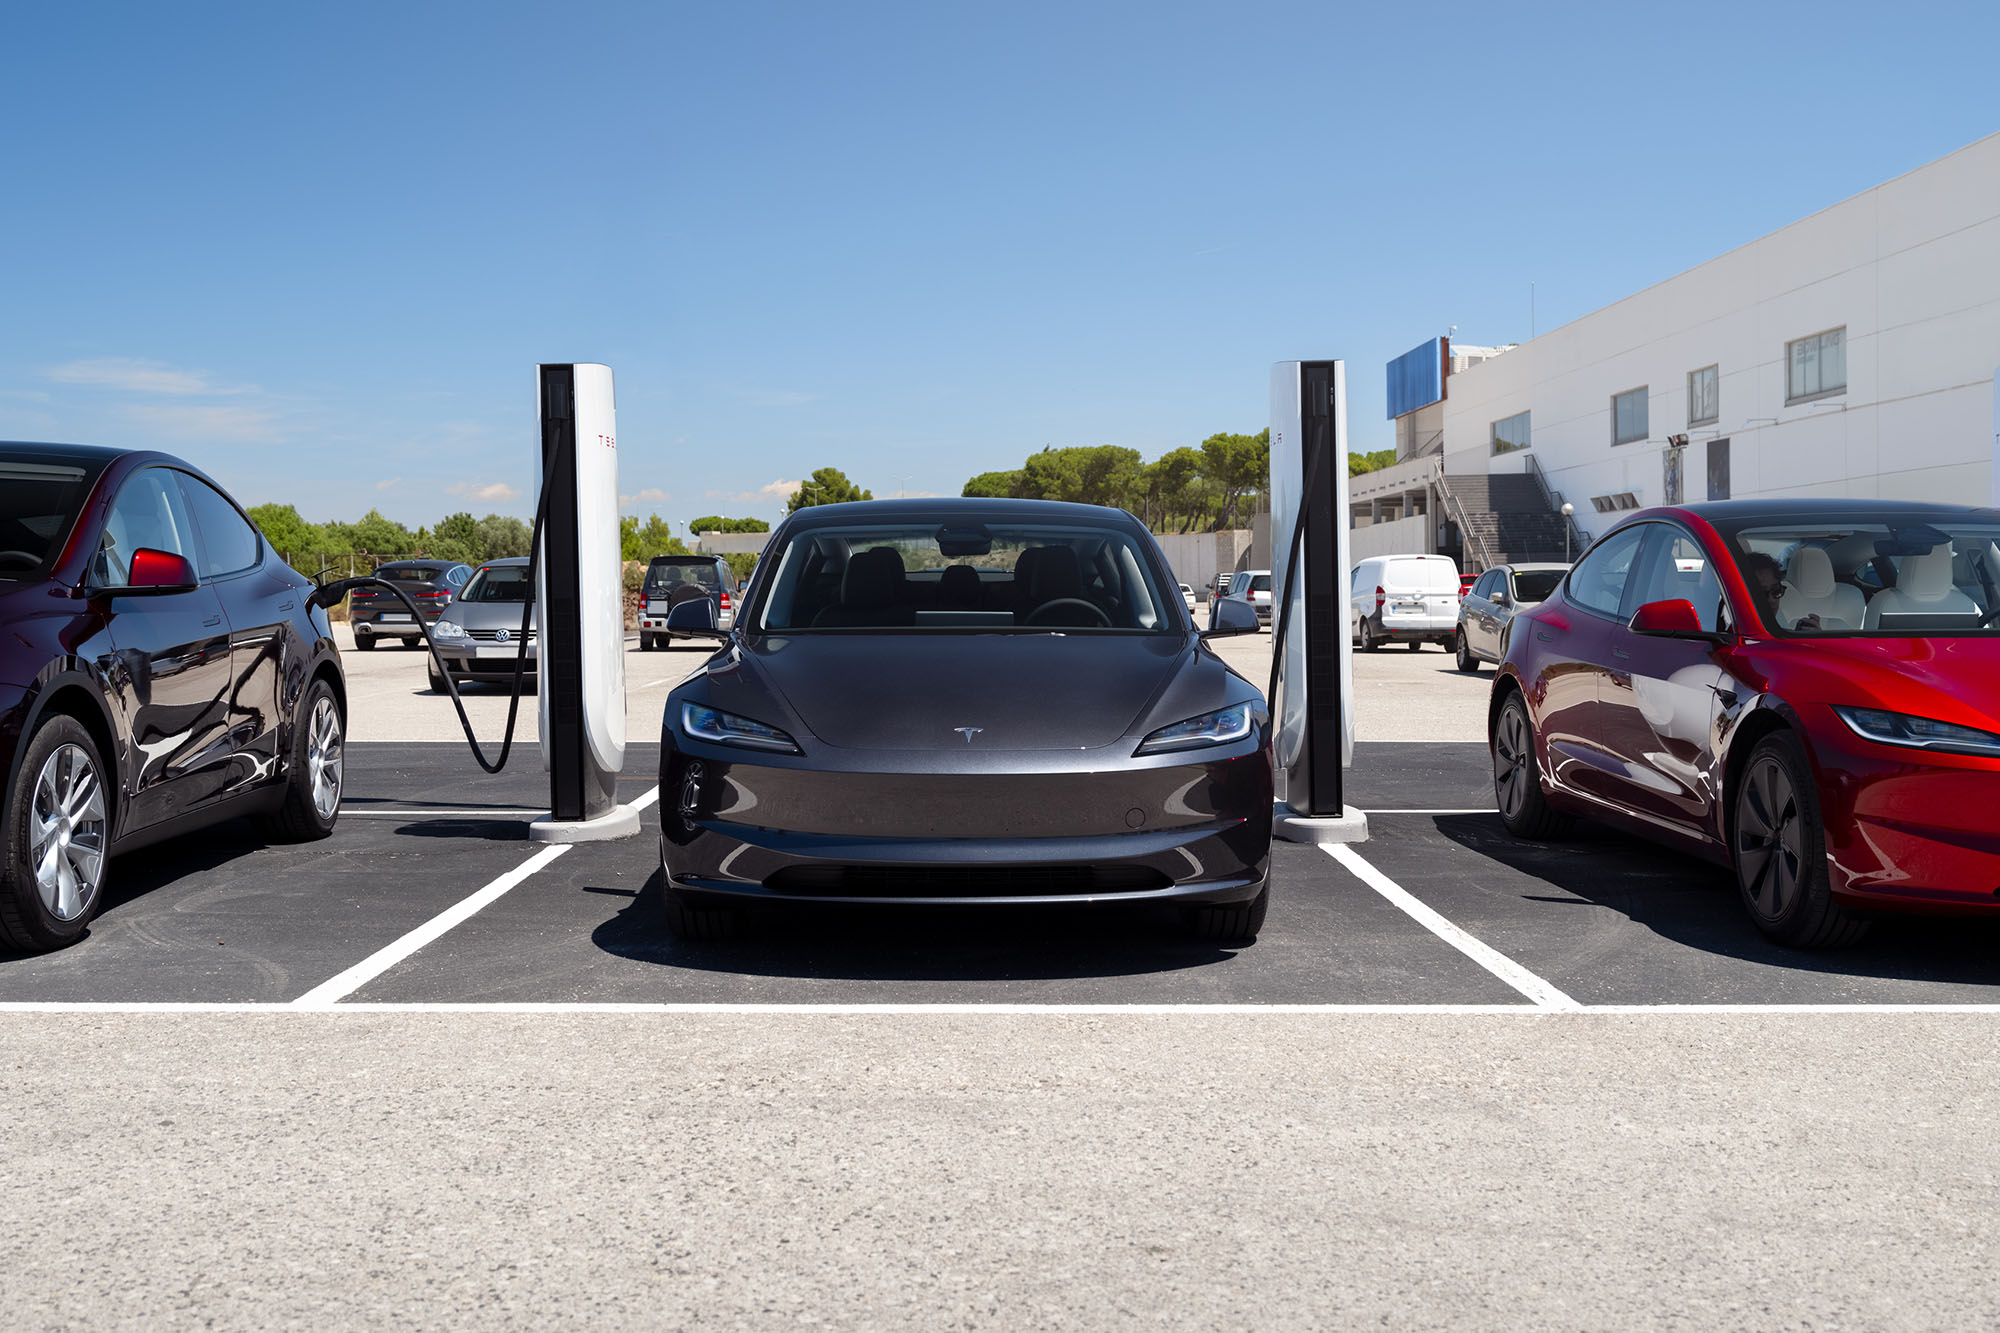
<box><xmin>0</xmin><ymin>459</ymin><xmax>94</xmax><ymax>581</ymax></box>
<box><xmin>461</xmin><ymin>565</ymin><xmax>532</xmax><ymax>602</ymax></box>
<box><xmin>752</xmin><ymin>518</ymin><xmax>1177</xmax><ymax>633</ymax></box>
<box><xmin>1513</xmin><ymin>569</ymin><xmax>1564</xmax><ymax>603</ymax></box>
<box><xmin>1248</xmin><ymin>575</ymin><xmax>1271</xmax><ymax>592</ymax></box>
<box><xmin>1725</xmin><ymin>520</ymin><xmax>2000</xmax><ymax>635</ymax></box>
<box><xmin>646</xmin><ymin>561</ymin><xmax>718</xmax><ymax>594</ymax></box>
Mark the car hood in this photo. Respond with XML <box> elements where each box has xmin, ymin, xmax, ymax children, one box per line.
<box><xmin>1758</xmin><ymin>635</ymin><xmax>2000</xmax><ymax>731</ymax></box>
<box><xmin>739</xmin><ymin>633</ymin><xmax>1192</xmax><ymax>751</ymax></box>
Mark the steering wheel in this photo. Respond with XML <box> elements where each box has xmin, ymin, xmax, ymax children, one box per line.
<box><xmin>0</xmin><ymin>550</ymin><xmax>41</xmax><ymax>571</ymax></box>
<box><xmin>1025</xmin><ymin>598</ymin><xmax>1110</xmax><ymax>627</ymax></box>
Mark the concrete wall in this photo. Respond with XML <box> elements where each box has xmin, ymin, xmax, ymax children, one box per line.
<box><xmin>1153</xmin><ymin>530</ymin><xmax>1257</xmax><ymax>593</ymax></box>
<box><xmin>693</xmin><ymin>531</ymin><xmax>772</xmax><ymax>555</ymax></box>
<box><xmin>1348</xmin><ymin>513</ymin><xmax>1432</xmax><ymax>564</ymax></box>
<box><xmin>1441</xmin><ymin>132</ymin><xmax>2000</xmax><ymax>533</ymax></box>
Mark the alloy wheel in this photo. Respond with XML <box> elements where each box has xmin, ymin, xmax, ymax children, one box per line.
<box><xmin>1736</xmin><ymin>755</ymin><xmax>1802</xmax><ymax>921</ymax></box>
<box><xmin>1493</xmin><ymin>705</ymin><xmax>1530</xmax><ymax>821</ymax></box>
<box><xmin>307</xmin><ymin>696</ymin><xmax>344</xmax><ymax>820</ymax></box>
<box><xmin>29</xmin><ymin>742</ymin><xmax>106</xmax><ymax>923</ymax></box>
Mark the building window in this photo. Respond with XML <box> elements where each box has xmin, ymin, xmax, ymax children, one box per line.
<box><xmin>1612</xmin><ymin>387</ymin><xmax>1649</xmax><ymax>445</ymax></box>
<box><xmin>1588</xmin><ymin>491</ymin><xmax>1641</xmax><ymax>513</ymax></box>
<box><xmin>1688</xmin><ymin>365</ymin><xmax>1718</xmax><ymax>426</ymax></box>
<box><xmin>1491</xmin><ymin>410</ymin><xmax>1531</xmax><ymax>456</ymax></box>
<box><xmin>1786</xmin><ymin>327</ymin><xmax>1846</xmax><ymax>403</ymax></box>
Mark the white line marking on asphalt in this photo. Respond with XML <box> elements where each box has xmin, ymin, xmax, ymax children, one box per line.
<box><xmin>343</xmin><ymin>809</ymin><xmax>547</xmax><ymax>817</ymax></box>
<box><xmin>10</xmin><ymin>1002</ymin><xmax>2000</xmax><ymax>1015</ymax></box>
<box><xmin>1361</xmin><ymin>808</ymin><xmax>1499</xmax><ymax>815</ymax></box>
<box><xmin>291</xmin><ymin>844</ymin><xmax>573</xmax><ymax>1008</ymax></box>
<box><xmin>1325</xmin><ymin>843</ymin><xmax>1581</xmax><ymax>1011</ymax></box>
<box><xmin>290</xmin><ymin>783</ymin><xmax>663</xmax><ymax>1008</ymax></box>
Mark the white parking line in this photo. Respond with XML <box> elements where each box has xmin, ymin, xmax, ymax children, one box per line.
<box><xmin>343</xmin><ymin>809</ymin><xmax>547</xmax><ymax>817</ymax></box>
<box><xmin>1360</xmin><ymin>808</ymin><xmax>1499</xmax><ymax>815</ymax></box>
<box><xmin>1325</xmin><ymin>843</ymin><xmax>1581</xmax><ymax>1011</ymax></box>
<box><xmin>290</xmin><ymin>785</ymin><xmax>661</xmax><ymax>1008</ymax></box>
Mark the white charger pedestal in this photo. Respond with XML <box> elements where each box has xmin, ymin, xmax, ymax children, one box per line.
<box><xmin>1273</xmin><ymin>803</ymin><xmax>1369</xmax><ymax>845</ymax></box>
<box><xmin>529</xmin><ymin>806</ymin><xmax>641</xmax><ymax>844</ymax></box>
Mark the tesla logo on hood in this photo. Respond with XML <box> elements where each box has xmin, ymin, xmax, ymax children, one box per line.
<box><xmin>955</xmin><ymin>727</ymin><xmax>983</xmax><ymax>743</ymax></box>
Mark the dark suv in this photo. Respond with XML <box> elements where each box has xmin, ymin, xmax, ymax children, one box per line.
<box><xmin>639</xmin><ymin>555</ymin><xmax>738</xmax><ymax>650</ymax></box>
<box><xmin>348</xmin><ymin>559</ymin><xmax>471</xmax><ymax>649</ymax></box>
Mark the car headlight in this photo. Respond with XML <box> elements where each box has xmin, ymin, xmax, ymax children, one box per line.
<box><xmin>1832</xmin><ymin>706</ymin><xmax>2000</xmax><ymax>758</ymax></box>
<box><xmin>681</xmin><ymin>702</ymin><xmax>801</xmax><ymax>754</ymax></box>
<box><xmin>431</xmin><ymin>619</ymin><xmax>470</xmax><ymax>643</ymax></box>
<box><xmin>1135</xmin><ymin>702</ymin><xmax>1255</xmax><ymax>756</ymax></box>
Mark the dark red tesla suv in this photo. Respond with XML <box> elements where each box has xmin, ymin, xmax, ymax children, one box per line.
<box><xmin>0</xmin><ymin>442</ymin><xmax>345</xmax><ymax>953</ymax></box>
<box><xmin>1490</xmin><ymin>500</ymin><xmax>2000</xmax><ymax>947</ymax></box>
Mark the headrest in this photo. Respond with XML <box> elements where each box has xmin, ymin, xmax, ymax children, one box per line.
<box><xmin>1789</xmin><ymin>546</ymin><xmax>1835</xmax><ymax>598</ymax></box>
<box><xmin>938</xmin><ymin>564</ymin><xmax>981</xmax><ymax>607</ymax></box>
<box><xmin>1029</xmin><ymin>546</ymin><xmax>1085</xmax><ymax>603</ymax></box>
<box><xmin>841</xmin><ymin>546</ymin><xmax>906</xmax><ymax>608</ymax></box>
<box><xmin>1898</xmin><ymin>544</ymin><xmax>1955</xmax><ymax>600</ymax></box>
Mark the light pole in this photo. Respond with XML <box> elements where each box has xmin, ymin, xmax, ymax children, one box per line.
<box><xmin>1561</xmin><ymin>502</ymin><xmax>1574</xmax><ymax>562</ymax></box>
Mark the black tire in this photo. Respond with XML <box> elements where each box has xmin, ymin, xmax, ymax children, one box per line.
<box><xmin>1406</xmin><ymin>639</ymin><xmax>1422</xmax><ymax>652</ymax></box>
<box><xmin>1455</xmin><ymin>629</ymin><xmax>1481</xmax><ymax>673</ymax></box>
<box><xmin>1492</xmin><ymin>689</ymin><xmax>1572</xmax><ymax>840</ymax></box>
<box><xmin>1360</xmin><ymin>619</ymin><xmax>1379</xmax><ymax>652</ymax></box>
<box><xmin>0</xmin><ymin>715</ymin><xmax>111</xmax><ymax>953</ymax></box>
<box><xmin>1187</xmin><ymin>882</ymin><xmax>1269</xmax><ymax>943</ymax></box>
<box><xmin>663</xmin><ymin>888</ymin><xmax>738</xmax><ymax>941</ymax></box>
<box><xmin>1732</xmin><ymin>731</ymin><xmax>1870</xmax><ymax>948</ymax></box>
<box><xmin>428</xmin><ymin>655</ymin><xmax>448</xmax><ymax>694</ymax></box>
<box><xmin>640</xmin><ymin>633</ymin><xmax>657</xmax><ymax>651</ymax></box>
<box><xmin>354</xmin><ymin>633</ymin><xmax>377</xmax><ymax>651</ymax></box>
<box><xmin>261</xmin><ymin>678</ymin><xmax>344</xmax><ymax>843</ymax></box>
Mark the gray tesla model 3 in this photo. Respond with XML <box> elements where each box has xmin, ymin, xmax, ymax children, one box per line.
<box><xmin>657</xmin><ymin>498</ymin><xmax>1274</xmax><ymax>942</ymax></box>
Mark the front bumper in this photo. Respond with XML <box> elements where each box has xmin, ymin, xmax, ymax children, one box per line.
<box><xmin>435</xmin><ymin>643</ymin><xmax>538</xmax><ymax>680</ymax></box>
<box><xmin>1805</xmin><ymin>708</ymin><xmax>2000</xmax><ymax>913</ymax></box>
<box><xmin>658</xmin><ymin>732</ymin><xmax>1273</xmax><ymax>908</ymax></box>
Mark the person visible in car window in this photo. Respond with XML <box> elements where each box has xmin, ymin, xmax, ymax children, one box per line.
<box><xmin>1745</xmin><ymin>551</ymin><xmax>1819</xmax><ymax>631</ymax></box>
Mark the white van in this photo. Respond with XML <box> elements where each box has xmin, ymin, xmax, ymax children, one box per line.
<box><xmin>1350</xmin><ymin>553</ymin><xmax>1462</xmax><ymax>651</ymax></box>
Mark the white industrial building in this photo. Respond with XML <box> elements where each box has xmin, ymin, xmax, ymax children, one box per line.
<box><xmin>1438</xmin><ymin>131</ymin><xmax>2000</xmax><ymax>553</ymax></box>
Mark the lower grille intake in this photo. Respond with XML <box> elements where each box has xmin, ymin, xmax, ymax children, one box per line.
<box><xmin>764</xmin><ymin>865</ymin><xmax>1171</xmax><ymax>898</ymax></box>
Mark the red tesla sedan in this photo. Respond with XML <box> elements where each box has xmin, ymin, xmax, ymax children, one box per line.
<box><xmin>1490</xmin><ymin>500</ymin><xmax>2000</xmax><ymax>947</ymax></box>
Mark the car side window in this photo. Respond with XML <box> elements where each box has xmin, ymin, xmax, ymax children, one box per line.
<box><xmin>95</xmin><ymin>467</ymin><xmax>198</xmax><ymax>587</ymax></box>
<box><xmin>1472</xmin><ymin>570</ymin><xmax>1500</xmax><ymax>600</ymax></box>
<box><xmin>1566</xmin><ymin>524</ymin><xmax>1648</xmax><ymax>619</ymax></box>
<box><xmin>1629</xmin><ymin>527</ymin><xmax>1726</xmax><ymax>632</ymax></box>
<box><xmin>176</xmin><ymin>474</ymin><xmax>261</xmax><ymax>578</ymax></box>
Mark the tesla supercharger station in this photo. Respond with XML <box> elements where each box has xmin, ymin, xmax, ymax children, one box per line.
<box><xmin>1268</xmin><ymin>359</ymin><xmax>1367</xmax><ymax>844</ymax></box>
<box><xmin>529</xmin><ymin>363</ymin><xmax>640</xmax><ymax>843</ymax></box>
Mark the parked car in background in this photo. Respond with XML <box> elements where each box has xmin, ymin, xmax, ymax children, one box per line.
<box><xmin>1179</xmin><ymin>583</ymin><xmax>1197</xmax><ymax>613</ymax></box>
<box><xmin>1209</xmin><ymin>569</ymin><xmax>1271</xmax><ymax>629</ymax></box>
<box><xmin>1459</xmin><ymin>573</ymin><xmax>1478</xmax><ymax>599</ymax></box>
<box><xmin>1454</xmin><ymin>562</ymin><xmax>1570</xmax><ymax>672</ymax></box>
<box><xmin>1490</xmin><ymin>500</ymin><xmax>2000</xmax><ymax>947</ymax></box>
<box><xmin>1350</xmin><ymin>553</ymin><xmax>1462</xmax><ymax>651</ymax></box>
<box><xmin>1213</xmin><ymin>571</ymin><xmax>1233</xmax><ymax>598</ymax></box>
<box><xmin>349</xmin><ymin>559</ymin><xmax>471</xmax><ymax>650</ymax></box>
<box><xmin>0</xmin><ymin>441</ymin><xmax>346</xmax><ymax>952</ymax></box>
<box><xmin>639</xmin><ymin>554</ymin><xmax>738</xmax><ymax>650</ymax></box>
<box><xmin>426</xmin><ymin>557</ymin><xmax>536</xmax><ymax>691</ymax></box>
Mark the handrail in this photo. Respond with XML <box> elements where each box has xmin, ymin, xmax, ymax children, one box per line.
<box><xmin>1522</xmin><ymin>452</ymin><xmax>1590</xmax><ymax>556</ymax></box>
<box><xmin>1429</xmin><ymin>459</ymin><xmax>1496</xmax><ymax>573</ymax></box>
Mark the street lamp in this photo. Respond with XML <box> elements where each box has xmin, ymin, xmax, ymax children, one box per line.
<box><xmin>1561</xmin><ymin>502</ymin><xmax>1574</xmax><ymax>562</ymax></box>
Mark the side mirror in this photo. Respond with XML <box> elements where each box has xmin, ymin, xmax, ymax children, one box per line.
<box><xmin>665</xmin><ymin>597</ymin><xmax>728</xmax><ymax>640</ymax></box>
<box><xmin>98</xmin><ymin>547</ymin><xmax>199</xmax><ymax>596</ymax></box>
<box><xmin>1629</xmin><ymin>598</ymin><xmax>1713</xmax><ymax>639</ymax></box>
<box><xmin>1202</xmin><ymin>597</ymin><xmax>1260</xmax><ymax>637</ymax></box>
<box><xmin>1490</xmin><ymin>589</ymin><xmax>1511</xmax><ymax>608</ymax></box>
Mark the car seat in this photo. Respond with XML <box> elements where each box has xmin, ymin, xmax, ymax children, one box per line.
<box><xmin>812</xmin><ymin>546</ymin><xmax>915</xmax><ymax>627</ymax></box>
<box><xmin>1862</xmin><ymin>543</ymin><xmax>1980</xmax><ymax>629</ymax></box>
<box><xmin>937</xmin><ymin>563</ymin><xmax>983</xmax><ymax>610</ymax></box>
<box><xmin>1777</xmin><ymin>547</ymin><xmax>1866</xmax><ymax>630</ymax></box>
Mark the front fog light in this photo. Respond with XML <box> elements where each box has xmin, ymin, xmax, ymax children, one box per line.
<box><xmin>1833</xmin><ymin>706</ymin><xmax>2000</xmax><ymax>758</ymax></box>
<box><xmin>681</xmin><ymin>702</ymin><xmax>801</xmax><ymax>754</ymax></box>
<box><xmin>1136</xmin><ymin>702</ymin><xmax>1254</xmax><ymax>756</ymax></box>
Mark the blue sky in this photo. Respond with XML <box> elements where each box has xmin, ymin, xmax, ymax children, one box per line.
<box><xmin>3</xmin><ymin>1</ymin><xmax>1996</xmax><ymax>531</ymax></box>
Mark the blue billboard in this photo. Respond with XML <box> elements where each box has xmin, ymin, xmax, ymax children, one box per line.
<box><xmin>1386</xmin><ymin>338</ymin><xmax>1446</xmax><ymax>419</ymax></box>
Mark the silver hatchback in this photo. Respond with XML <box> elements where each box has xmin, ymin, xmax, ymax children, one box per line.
<box><xmin>1453</xmin><ymin>562</ymin><xmax>1569</xmax><ymax>672</ymax></box>
<box><xmin>425</xmin><ymin>558</ymin><xmax>537</xmax><ymax>691</ymax></box>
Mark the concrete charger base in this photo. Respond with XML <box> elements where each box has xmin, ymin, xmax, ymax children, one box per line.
<box><xmin>529</xmin><ymin>804</ymin><xmax>643</xmax><ymax>844</ymax></box>
<box><xmin>1271</xmin><ymin>803</ymin><xmax>1369</xmax><ymax>845</ymax></box>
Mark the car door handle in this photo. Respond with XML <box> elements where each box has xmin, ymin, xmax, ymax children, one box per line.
<box><xmin>278</xmin><ymin>599</ymin><xmax>295</xmax><ymax>612</ymax></box>
<box><xmin>203</xmin><ymin>615</ymin><xmax>223</xmax><ymax>628</ymax></box>
<box><xmin>1612</xmin><ymin>647</ymin><xmax>1630</xmax><ymax>660</ymax></box>
<box><xmin>1536</xmin><ymin>630</ymin><xmax>1554</xmax><ymax>642</ymax></box>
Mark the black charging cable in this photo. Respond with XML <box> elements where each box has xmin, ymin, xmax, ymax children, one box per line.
<box><xmin>307</xmin><ymin>474</ymin><xmax>553</xmax><ymax>774</ymax></box>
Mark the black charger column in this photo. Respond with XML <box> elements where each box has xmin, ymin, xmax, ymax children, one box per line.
<box><xmin>538</xmin><ymin>363</ymin><xmax>617</xmax><ymax>822</ymax></box>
